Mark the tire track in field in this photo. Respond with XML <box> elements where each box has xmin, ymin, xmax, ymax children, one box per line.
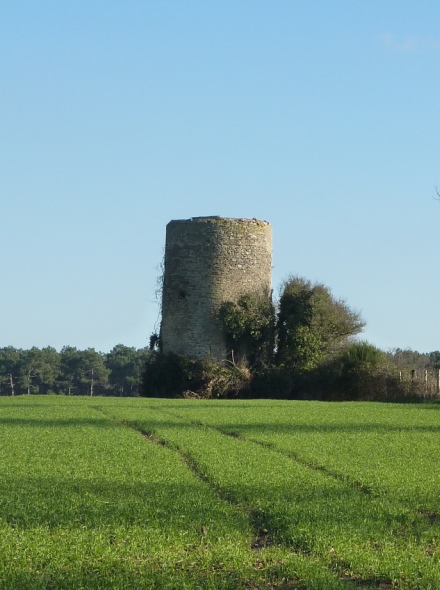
<box><xmin>155</xmin><ymin>408</ymin><xmax>440</xmax><ymax>541</ymax></box>
<box><xmin>92</xmin><ymin>406</ymin><xmax>212</xmax><ymax>487</ymax></box>
<box><xmin>93</xmin><ymin>404</ymin><xmax>338</xmax><ymax>567</ymax></box>
<box><xmin>153</xmin><ymin>408</ymin><xmax>440</xmax><ymax>590</ymax></box>
<box><xmin>90</xmin><ymin>403</ymin><xmax>433</xmax><ymax>529</ymax></box>
<box><xmin>154</xmin><ymin>406</ymin><xmax>374</xmax><ymax>496</ymax></box>
<box><xmin>215</xmin><ymin>428</ymin><xmax>440</xmax><ymax>530</ymax></box>
<box><xmin>88</xmin><ymin>406</ymin><xmax>323</xmax><ymax>588</ymax></box>
<box><xmin>138</xmin><ymin>405</ymin><xmax>374</xmax><ymax>537</ymax></box>
<box><xmin>91</xmin><ymin>405</ymin><xmax>273</xmax><ymax>550</ymax></box>
<box><xmin>145</xmin><ymin>407</ymin><xmax>409</xmax><ymax>590</ymax></box>
<box><xmin>92</xmin><ymin>405</ymin><xmax>405</xmax><ymax>589</ymax></box>
<box><xmin>222</xmin><ymin>432</ymin><xmax>374</xmax><ymax>496</ymax></box>
<box><xmin>134</xmin><ymin>428</ymin><xmax>289</xmax><ymax>554</ymax></box>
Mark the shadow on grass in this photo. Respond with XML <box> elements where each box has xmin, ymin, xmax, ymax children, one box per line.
<box><xmin>1</xmin><ymin>408</ymin><xmax>439</xmax><ymax>434</ymax></box>
<box><xmin>212</xmin><ymin>422</ymin><xmax>440</xmax><ymax>433</ymax></box>
<box><xmin>111</xmin><ymin>415</ymin><xmax>440</xmax><ymax>434</ymax></box>
<box><xmin>0</xmin><ymin>557</ymin><xmax>260</xmax><ymax>590</ymax></box>
<box><xmin>0</xmin><ymin>470</ymin><xmax>424</xmax><ymax>534</ymax></box>
<box><xmin>0</xmin><ymin>476</ymin><xmax>247</xmax><ymax>532</ymax></box>
<box><xmin>0</xmin><ymin>417</ymin><xmax>116</xmax><ymax>428</ymax></box>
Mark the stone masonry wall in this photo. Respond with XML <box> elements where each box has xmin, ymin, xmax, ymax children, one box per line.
<box><xmin>161</xmin><ymin>217</ymin><xmax>272</xmax><ymax>360</ymax></box>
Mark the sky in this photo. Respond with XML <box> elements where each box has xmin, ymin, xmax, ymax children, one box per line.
<box><xmin>1</xmin><ymin>1</ymin><xmax>439</xmax><ymax>354</ymax></box>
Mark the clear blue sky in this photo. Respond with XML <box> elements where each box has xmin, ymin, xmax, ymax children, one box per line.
<box><xmin>1</xmin><ymin>1</ymin><xmax>439</xmax><ymax>353</ymax></box>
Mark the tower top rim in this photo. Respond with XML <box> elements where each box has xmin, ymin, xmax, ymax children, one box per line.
<box><xmin>167</xmin><ymin>216</ymin><xmax>270</xmax><ymax>225</ymax></box>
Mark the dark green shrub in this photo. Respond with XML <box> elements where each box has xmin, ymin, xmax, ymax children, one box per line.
<box><xmin>250</xmin><ymin>367</ymin><xmax>293</xmax><ymax>399</ymax></box>
<box><xmin>219</xmin><ymin>294</ymin><xmax>275</xmax><ymax>367</ymax></box>
<box><xmin>276</xmin><ymin>277</ymin><xmax>364</xmax><ymax>371</ymax></box>
<box><xmin>142</xmin><ymin>352</ymin><xmax>191</xmax><ymax>398</ymax></box>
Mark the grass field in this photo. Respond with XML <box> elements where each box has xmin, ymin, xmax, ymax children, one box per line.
<box><xmin>0</xmin><ymin>397</ymin><xmax>439</xmax><ymax>589</ymax></box>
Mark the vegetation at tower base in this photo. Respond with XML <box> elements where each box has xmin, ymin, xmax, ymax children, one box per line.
<box><xmin>145</xmin><ymin>275</ymin><xmax>440</xmax><ymax>401</ymax></box>
<box><xmin>143</xmin><ymin>351</ymin><xmax>251</xmax><ymax>399</ymax></box>
<box><xmin>219</xmin><ymin>294</ymin><xmax>276</xmax><ymax>368</ymax></box>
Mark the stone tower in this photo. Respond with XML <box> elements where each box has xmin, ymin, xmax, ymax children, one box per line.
<box><xmin>160</xmin><ymin>216</ymin><xmax>272</xmax><ymax>360</ymax></box>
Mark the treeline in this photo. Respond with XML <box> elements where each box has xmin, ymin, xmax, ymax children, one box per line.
<box><xmin>0</xmin><ymin>345</ymin><xmax>149</xmax><ymax>397</ymax></box>
<box><xmin>386</xmin><ymin>348</ymin><xmax>440</xmax><ymax>373</ymax></box>
<box><xmin>145</xmin><ymin>276</ymin><xmax>440</xmax><ymax>402</ymax></box>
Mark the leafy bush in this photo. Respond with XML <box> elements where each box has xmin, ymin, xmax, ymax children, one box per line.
<box><xmin>276</xmin><ymin>277</ymin><xmax>364</xmax><ymax>371</ymax></box>
<box><xmin>219</xmin><ymin>294</ymin><xmax>275</xmax><ymax>368</ymax></box>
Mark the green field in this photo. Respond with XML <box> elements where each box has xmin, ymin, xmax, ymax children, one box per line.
<box><xmin>0</xmin><ymin>397</ymin><xmax>439</xmax><ymax>589</ymax></box>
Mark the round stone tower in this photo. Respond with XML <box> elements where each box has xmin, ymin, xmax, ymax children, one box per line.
<box><xmin>160</xmin><ymin>216</ymin><xmax>272</xmax><ymax>360</ymax></box>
